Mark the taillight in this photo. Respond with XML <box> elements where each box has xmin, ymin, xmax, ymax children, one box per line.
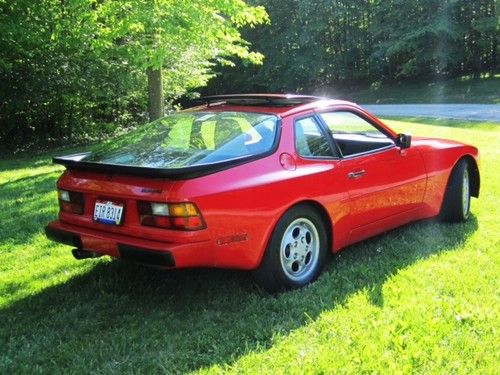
<box><xmin>138</xmin><ymin>201</ymin><xmax>206</xmax><ymax>230</ymax></box>
<box><xmin>58</xmin><ymin>189</ymin><xmax>84</xmax><ymax>214</ymax></box>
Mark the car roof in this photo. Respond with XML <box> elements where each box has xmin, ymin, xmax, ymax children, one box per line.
<box><xmin>184</xmin><ymin>94</ymin><xmax>361</xmax><ymax>117</ymax></box>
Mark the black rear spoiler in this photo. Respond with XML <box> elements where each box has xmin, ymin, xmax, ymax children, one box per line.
<box><xmin>53</xmin><ymin>152</ymin><xmax>264</xmax><ymax>180</ymax></box>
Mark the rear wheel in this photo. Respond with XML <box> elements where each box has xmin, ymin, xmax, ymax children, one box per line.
<box><xmin>253</xmin><ymin>205</ymin><xmax>328</xmax><ymax>293</ymax></box>
<box><xmin>439</xmin><ymin>159</ymin><xmax>471</xmax><ymax>222</ymax></box>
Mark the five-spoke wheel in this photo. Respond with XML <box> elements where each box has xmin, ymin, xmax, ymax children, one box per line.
<box><xmin>279</xmin><ymin>218</ymin><xmax>320</xmax><ymax>282</ymax></box>
<box><xmin>253</xmin><ymin>205</ymin><xmax>328</xmax><ymax>293</ymax></box>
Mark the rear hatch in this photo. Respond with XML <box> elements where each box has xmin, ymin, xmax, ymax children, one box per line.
<box><xmin>54</xmin><ymin>111</ymin><xmax>280</xmax><ymax>240</ymax></box>
<box><xmin>54</xmin><ymin>111</ymin><xmax>280</xmax><ymax>179</ymax></box>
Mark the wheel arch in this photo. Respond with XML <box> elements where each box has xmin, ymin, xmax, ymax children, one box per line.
<box><xmin>460</xmin><ymin>155</ymin><xmax>480</xmax><ymax>198</ymax></box>
<box><xmin>276</xmin><ymin>200</ymin><xmax>333</xmax><ymax>251</ymax></box>
<box><xmin>252</xmin><ymin>199</ymin><xmax>333</xmax><ymax>291</ymax></box>
<box><xmin>289</xmin><ymin>200</ymin><xmax>332</xmax><ymax>249</ymax></box>
<box><xmin>253</xmin><ymin>199</ymin><xmax>334</xmax><ymax>271</ymax></box>
<box><xmin>439</xmin><ymin>155</ymin><xmax>476</xmax><ymax>222</ymax></box>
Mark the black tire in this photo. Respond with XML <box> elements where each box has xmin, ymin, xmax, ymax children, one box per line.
<box><xmin>253</xmin><ymin>205</ymin><xmax>328</xmax><ymax>293</ymax></box>
<box><xmin>439</xmin><ymin>159</ymin><xmax>471</xmax><ymax>223</ymax></box>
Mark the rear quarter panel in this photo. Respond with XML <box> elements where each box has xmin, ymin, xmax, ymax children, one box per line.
<box><xmin>167</xmin><ymin>115</ymin><xmax>349</xmax><ymax>269</ymax></box>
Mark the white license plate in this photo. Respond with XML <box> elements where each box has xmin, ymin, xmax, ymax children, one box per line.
<box><xmin>93</xmin><ymin>200</ymin><xmax>124</xmax><ymax>225</ymax></box>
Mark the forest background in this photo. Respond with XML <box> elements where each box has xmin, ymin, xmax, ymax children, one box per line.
<box><xmin>0</xmin><ymin>0</ymin><xmax>497</xmax><ymax>153</ymax></box>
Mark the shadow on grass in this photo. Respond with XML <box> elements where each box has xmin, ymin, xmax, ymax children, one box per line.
<box><xmin>0</xmin><ymin>215</ymin><xmax>478</xmax><ymax>373</ymax></box>
<box><xmin>0</xmin><ymin>143</ymin><xmax>90</xmax><ymax>175</ymax></box>
<box><xmin>0</xmin><ymin>170</ymin><xmax>59</xmax><ymax>187</ymax></box>
<box><xmin>0</xmin><ymin>155</ymin><xmax>52</xmax><ymax>173</ymax></box>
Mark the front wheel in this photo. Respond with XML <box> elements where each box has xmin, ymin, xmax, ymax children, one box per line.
<box><xmin>439</xmin><ymin>159</ymin><xmax>471</xmax><ymax>222</ymax></box>
<box><xmin>253</xmin><ymin>205</ymin><xmax>328</xmax><ymax>293</ymax></box>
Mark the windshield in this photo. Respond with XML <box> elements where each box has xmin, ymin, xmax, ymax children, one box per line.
<box><xmin>82</xmin><ymin>111</ymin><xmax>279</xmax><ymax>168</ymax></box>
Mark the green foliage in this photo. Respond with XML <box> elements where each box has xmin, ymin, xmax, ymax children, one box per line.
<box><xmin>371</xmin><ymin>0</ymin><xmax>498</xmax><ymax>79</ymax></box>
<box><xmin>207</xmin><ymin>0</ymin><xmax>498</xmax><ymax>93</ymax></box>
<box><xmin>0</xmin><ymin>0</ymin><xmax>147</xmax><ymax>152</ymax></box>
<box><xmin>1</xmin><ymin>0</ymin><xmax>497</xmax><ymax>151</ymax></box>
<box><xmin>91</xmin><ymin>0</ymin><xmax>268</xmax><ymax>87</ymax></box>
<box><xmin>0</xmin><ymin>118</ymin><xmax>499</xmax><ymax>373</ymax></box>
<box><xmin>0</xmin><ymin>0</ymin><xmax>268</xmax><ymax>152</ymax></box>
<box><xmin>209</xmin><ymin>0</ymin><xmax>377</xmax><ymax>92</ymax></box>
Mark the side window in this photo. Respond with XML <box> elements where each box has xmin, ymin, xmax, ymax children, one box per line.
<box><xmin>319</xmin><ymin>112</ymin><xmax>394</xmax><ymax>157</ymax></box>
<box><xmin>294</xmin><ymin>117</ymin><xmax>335</xmax><ymax>158</ymax></box>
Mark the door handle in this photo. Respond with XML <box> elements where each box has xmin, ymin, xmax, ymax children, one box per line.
<box><xmin>347</xmin><ymin>170</ymin><xmax>366</xmax><ymax>179</ymax></box>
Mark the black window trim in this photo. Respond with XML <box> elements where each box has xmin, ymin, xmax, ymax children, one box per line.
<box><xmin>293</xmin><ymin>114</ymin><xmax>341</xmax><ymax>160</ymax></box>
<box><xmin>315</xmin><ymin>108</ymin><xmax>396</xmax><ymax>159</ymax></box>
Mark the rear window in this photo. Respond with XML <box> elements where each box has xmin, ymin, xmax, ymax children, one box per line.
<box><xmin>82</xmin><ymin>111</ymin><xmax>278</xmax><ymax>168</ymax></box>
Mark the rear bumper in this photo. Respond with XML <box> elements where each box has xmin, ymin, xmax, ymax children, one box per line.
<box><xmin>45</xmin><ymin>225</ymin><xmax>82</xmax><ymax>248</ymax></box>
<box><xmin>45</xmin><ymin>221</ymin><xmax>214</xmax><ymax>268</ymax></box>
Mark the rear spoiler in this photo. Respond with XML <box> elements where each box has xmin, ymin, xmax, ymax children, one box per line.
<box><xmin>53</xmin><ymin>152</ymin><xmax>263</xmax><ymax>180</ymax></box>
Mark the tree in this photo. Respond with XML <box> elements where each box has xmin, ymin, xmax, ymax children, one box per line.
<box><xmin>206</xmin><ymin>0</ymin><xmax>498</xmax><ymax>95</ymax></box>
<box><xmin>205</xmin><ymin>0</ymin><xmax>377</xmax><ymax>94</ymax></box>
<box><xmin>90</xmin><ymin>0</ymin><xmax>269</xmax><ymax>119</ymax></box>
<box><xmin>0</xmin><ymin>0</ymin><xmax>268</xmax><ymax>151</ymax></box>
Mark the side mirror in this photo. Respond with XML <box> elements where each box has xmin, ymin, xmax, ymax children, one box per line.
<box><xmin>396</xmin><ymin>133</ymin><xmax>411</xmax><ymax>149</ymax></box>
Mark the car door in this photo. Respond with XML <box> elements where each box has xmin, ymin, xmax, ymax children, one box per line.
<box><xmin>317</xmin><ymin>110</ymin><xmax>427</xmax><ymax>230</ymax></box>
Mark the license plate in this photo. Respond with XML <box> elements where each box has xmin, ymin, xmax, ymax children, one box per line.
<box><xmin>93</xmin><ymin>200</ymin><xmax>124</xmax><ymax>225</ymax></box>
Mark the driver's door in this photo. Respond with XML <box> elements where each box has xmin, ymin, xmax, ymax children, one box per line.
<box><xmin>318</xmin><ymin>110</ymin><xmax>427</xmax><ymax>230</ymax></box>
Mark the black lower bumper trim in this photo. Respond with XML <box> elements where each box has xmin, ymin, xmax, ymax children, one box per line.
<box><xmin>45</xmin><ymin>226</ymin><xmax>82</xmax><ymax>248</ymax></box>
<box><xmin>118</xmin><ymin>244</ymin><xmax>175</xmax><ymax>267</ymax></box>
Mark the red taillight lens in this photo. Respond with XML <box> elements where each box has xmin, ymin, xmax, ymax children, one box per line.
<box><xmin>58</xmin><ymin>189</ymin><xmax>84</xmax><ymax>214</ymax></box>
<box><xmin>137</xmin><ymin>201</ymin><xmax>206</xmax><ymax>230</ymax></box>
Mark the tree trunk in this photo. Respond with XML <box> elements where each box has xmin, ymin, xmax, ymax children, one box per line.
<box><xmin>490</xmin><ymin>33</ymin><xmax>497</xmax><ymax>77</ymax></box>
<box><xmin>147</xmin><ymin>67</ymin><xmax>164</xmax><ymax>121</ymax></box>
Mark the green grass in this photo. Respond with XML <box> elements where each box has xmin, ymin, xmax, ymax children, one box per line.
<box><xmin>1</xmin><ymin>118</ymin><xmax>499</xmax><ymax>374</ymax></box>
<box><xmin>345</xmin><ymin>76</ymin><xmax>500</xmax><ymax>104</ymax></box>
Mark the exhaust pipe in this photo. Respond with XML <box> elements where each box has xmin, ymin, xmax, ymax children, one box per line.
<box><xmin>72</xmin><ymin>248</ymin><xmax>101</xmax><ymax>260</ymax></box>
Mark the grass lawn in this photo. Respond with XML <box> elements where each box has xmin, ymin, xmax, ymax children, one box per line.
<box><xmin>343</xmin><ymin>76</ymin><xmax>500</xmax><ymax>104</ymax></box>
<box><xmin>0</xmin><ymin>118</ymin><xmax>499</xmax><ymax>374</ymax></box>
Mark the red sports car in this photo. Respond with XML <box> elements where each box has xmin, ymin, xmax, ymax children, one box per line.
<box><xmin>45</xmin><ymin>94</ymin><xmax>480</xmax><ymax>292</ymax></box>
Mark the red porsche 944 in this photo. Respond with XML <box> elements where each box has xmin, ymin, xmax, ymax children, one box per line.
<box><xmin>45</xmin><ymin>95</ymin><xmax>479</xmax><ymax>292</ymax></box>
